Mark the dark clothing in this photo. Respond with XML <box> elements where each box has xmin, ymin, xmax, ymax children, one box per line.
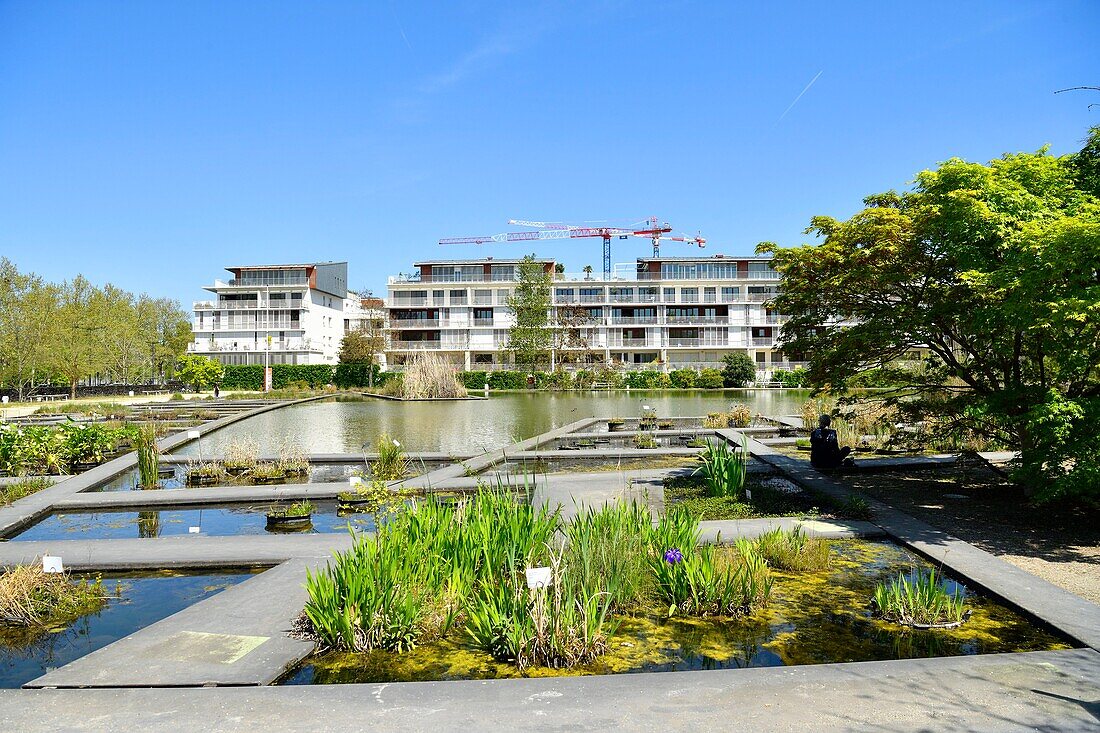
<box><xmin>810</xmin><ymin>427</ymin><xmax>852</xmax><ymax>470</ymax></box>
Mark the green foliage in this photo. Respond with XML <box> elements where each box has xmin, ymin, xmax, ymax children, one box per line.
<box><xmin>134</xmin><ymin>424</ymin><xmax>160</xmax><ymax>489</ymax></box>
<box><xmin>623</xmin><ymin>371</ymin><xmax>672</xmax><ymax>389</ymax></box>
<box><xmin>872</xmin><ymin>568</ymin><xmax>967</xmax><ymax>626</ymax></box>
<box><xmin>507</xmin><ymin>255</ymin><xmax>553</xmax><ymax>368</ymax></box>
<box><xmin>728</xmin><ymin>403</ymin><xmax>753</xmax><ymax>428</ymax></box>
<box><xmin>219</xmin><ymin>364</ymin><xmax>337</xmax><ymax>391</ymax></box>
<box><xmin>371</xmin><ymin>434</ymin><xmax>408</xmax><ymax>481</ymax></box>
<box><xmin>669</xmin><ymin>369</ymin><xmax>696</xmax><ymax>388</ymax></box>
<box><xmin>271</xmin><ymin>364</ymin><xmax>333</xmax><ymax>389</ymax></box>
<box><xmin>334</xmin><ymin>362</ymin><xmax>383</xmax><ymax>389</ymax></box>
<box><xmin>772</xmin><ymin>368</ymin><xmax>809</xmax><ymax>387</ymax></box>
<box><xmin>176</xmin><ymin>355</ymin><xmax>224</xmax><ymax>391</ymax></box>
<box><xmin>692</xmin><ymin>436</ymin><xmax>749</xmax><ymax>499</ymax></box>
<box><xmin>1016</xmin><ymin>390</ymin><xmax>1100</xmax><ymax>503</ymax></box>
<box><xmin>697</xmin><ymin>368</ymin><xmax>725</xmax><ymax>389</ymax></box>
<box><xmin>648</xmin><ymin>538</ymin><xmax>772</xmax><ymax>617</ymax></box>
<box><xmin>0</xmin><ymin>476</ymin><xmax>53</xmax><ymax>505</ymax></box>
<box><xmin>0</xmin><ymin>422</ymin><xmax>135</xmax><ymax>476</ymax></box>
<box><xmin>760</xmin><ymin>132</ymin><xmax>1100</xmax><ymax>501</ymax></box>
<box><xmin>721</xmin><ymin>353</ymin><xmax>758</xmax><ymax>387</ymax></box>
<box><xmin>220</xmin><ymin>364</ymin><xmax>264</xmax><ymax>390</ymax></box>
<box><xmin>754</xmin><ymin>527</ymin><xmax>831</xmax><ymax>571</ymax></box>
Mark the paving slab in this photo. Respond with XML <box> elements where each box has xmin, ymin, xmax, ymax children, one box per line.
<box><xmin>26</xmin><ymin>558</ymin><xmax>324</xmax><ymax>688</ymax></box>
<box><xmin>0</xmin><ymin>533</ymin><xmax>351</xmax><ymax>570</ymax></box>
<box><xmin>2</xmin><ymin>649</ymin><xmax>1097</xmax><ymax>731</ymax></box>
<box><xmin>733</xmin><ymin>430</ymin><xmax>1100</xmax><ymax>651</ymax></box>
<box><xmin>698</xmin><ymin>517</ymin><xmax>885</xmax><ymax>543</ymax></box>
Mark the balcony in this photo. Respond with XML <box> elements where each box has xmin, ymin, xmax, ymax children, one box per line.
<box><xmin>747</xmin><ymin>293</ymin><xmax>776</xmax><ymax>303</ymax></box>
<box><xmin>473</xmin><ymin>318</ymin><xmax>494</xmax><ymax>327</ymax></box>
<box><xmin>390</xmin><ymin>339</ymin><xmax>442</xmax><ymax>350</ymax></box>
<box><xmin>751</xmin><ymin>337</ymin><xmax>774</xmax><ymax>347</ymax></box>
<box><xmin>390</xmin><ymin>318</ymin><xmax>442</xmax><ymax>328</ymax></box>
<box><xmin>609</xmin><ymin>316</ymin><xmax>657</xmax><ymax>325</ymax></box>
<box><xmin>608</xmin><ymin>337</ymin><xmax>651</xmax><ymax>347</ymax></box>
<box><xmin>392</xmin><ymin>297</ymin><xmax>429</xmax><ymax>307</ymax></box>
<box><xmin>665</xmin><ymin>315</ymin><xmax>725</xmax><ymax>324</ymax></box>
<box><xmin>666</xmin><ymin>338</ymin><xmax>730</xmax><ymax>348</ymax></box>
<box><xmin>578</xmin><ymin>294</ymin><xmax>605</xmax><ymax>303</ymax></box>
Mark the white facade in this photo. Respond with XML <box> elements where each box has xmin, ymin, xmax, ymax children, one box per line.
<box><xmin>189</xmin><ymin>262</ymin><xmax>352</xmax><ymax>365</ymax></box>
<box><xmin>385</xmin><ymin>256</ymin><xmax>806</xmax><ymax>376</ymax></box>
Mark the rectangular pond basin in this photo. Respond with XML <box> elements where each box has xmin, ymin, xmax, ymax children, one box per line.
<box><xmin>282</xmin><ymin>540</ymin><xmax>1075</xmax><ymax>685</ymax></box>
<box><xmin>85</xmin><ymin>462</ymin><xmax>438</xmax><ymax>492</ymax></box>
<box><xmin>1</xmin><ymin>568</ymin><xmax>259</xmax><ymax>687</ymax></box>
<box><xmin>4</xmin><ymin>501</ymin><xmax>379</xmax><ymax>541</ymax></box>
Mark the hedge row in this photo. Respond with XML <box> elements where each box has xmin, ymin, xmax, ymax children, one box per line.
<box><xmin>459</xmin><ymin>369</ymin><xmax>729</xmax><ymax>391</ymax></box>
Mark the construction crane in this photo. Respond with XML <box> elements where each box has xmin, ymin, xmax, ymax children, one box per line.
<box><xmin>438</xmin><ymin>217</ymin><xmax>706</xmax><ymax>279</ymax></box>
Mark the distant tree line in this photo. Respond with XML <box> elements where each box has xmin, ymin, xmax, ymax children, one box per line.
<box><xmin>0</xmin><ymin>258</ymin><xmax>193</xmax><ymax>400</ymax></box>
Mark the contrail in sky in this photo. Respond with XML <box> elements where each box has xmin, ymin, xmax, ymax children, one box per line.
<box><xmin>389</xmin><ymin>1</ymin><xmax>413</xmax><ymax>52</ymax></box>
<box><xmin>775</xmin><ymin>70</ymin><xmax>823</xmax><ymax>125</ymax></box>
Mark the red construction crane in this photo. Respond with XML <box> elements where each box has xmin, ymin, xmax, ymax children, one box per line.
<box><xmin>438</xmin><ymin>217</ymin><xmax>705</xmax><ymax>279</ymax></box>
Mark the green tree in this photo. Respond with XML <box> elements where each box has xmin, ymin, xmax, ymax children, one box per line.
<box><xmin>507</xmin><ymin>255</ymin><xmax>552</xmax><ymax>368</ymax></box>
<box><xmin>0</xmin><ymin>259</ymin><xmax>58</xmax><ymax>400</ymax></box>
<box><xmin>339</xmin><ymin>317</ymin><xmax>385</xmax><ymax>388</ymax></box>
<box><xmin>721</xmin><ymin>352</ymin><xmax>758</xmax><ymax>387</ymax></box>
<box><xmin>758</xmin><ymin>135</ymin><xmax>1100</xmax><ymax>501</ymax></box>
<box><xmin>176</xmin><ymin>354</ymin><xmax>225</xmax><ymax>392</ymax></box>
<box><xmin>49</xmin><ymin>276</ymin><xmax>110</xmax><ymax>399</ymax></box>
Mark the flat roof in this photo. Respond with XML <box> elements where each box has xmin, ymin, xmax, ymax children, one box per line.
<box><xmin>636</xmin><ymin>255</ymin><xmax>772</xmax><ymax>262</ymax></box>
<box><xmin>413</xmin><ymin>258</ymin><xmax>555</xmax><ymax>266</ymax></box>
<box><xmin>226</xmin><ymin>262</ymin><xmax>347</xmax><ymax>271</ymax></box>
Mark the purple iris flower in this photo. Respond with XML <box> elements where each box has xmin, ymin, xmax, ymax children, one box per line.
<box><xmin>664</xmin><ymin>548</ymin><xmax>684</xmax><ymax>565</ymax></box>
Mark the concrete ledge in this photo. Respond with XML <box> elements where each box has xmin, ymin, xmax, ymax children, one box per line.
<box><xmin>3</xmin><ymin>648</ymin><xmax>1097</xmax><ymax>730</ymax></box>
<box><xmin>698</xmin><ymin>517</ymin><xmax>885</xmax><ymax>543</ymax></box>
<box><xmin>26</xmin><ymin>559</ymin><xmax>324</xmax><ymax>688</ymax></box>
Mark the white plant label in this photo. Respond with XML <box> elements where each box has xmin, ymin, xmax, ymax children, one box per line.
<box><xmin>187</xmin><ymin>430</ymin><xmax>201</xmax><ymax>440</ymax></box>
<box><xmin>189</xmin><ymin>526</ymin><xmax>201</xmax><ymax>534</ymax></box>
<box><xmin>349</xmin><ymin>476</ymin><xmax>363</xmax><ymax>487</ymax></box>
<box><xmin>42</xmin><ymin>555</ymin><xmax>64</xmax><ymax>573</ymax></box>
<box><xmin>745</xmin><ymin>489</ymin><xmax>753</xmax><ymax>501</ymax></box>
<box><xmin>525</xmin><ymin>566</ymin><xmax>552</xmax><ymax>589</ymax></box>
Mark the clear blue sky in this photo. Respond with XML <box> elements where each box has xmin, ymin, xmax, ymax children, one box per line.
<box><xmin>2</xmin><ymin>1</ymin><xmax>1098</xmax><ymax>306</ymax></box>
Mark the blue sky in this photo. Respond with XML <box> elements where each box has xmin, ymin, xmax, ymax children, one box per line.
<box><xmin>1</xmin><ymin>1</ymin><xmax>1098</xmax><ymax>306</ymax></box>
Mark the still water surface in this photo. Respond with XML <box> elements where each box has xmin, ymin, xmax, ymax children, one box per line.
<box><xmin>175</xmin><ymin>390</ymin><xmax>810</xmax><ymax>457</ymax></box>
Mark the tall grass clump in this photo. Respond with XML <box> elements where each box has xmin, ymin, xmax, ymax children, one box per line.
<box><xmin>754</xmin><ymin>527</ymin><xmax>831</xmax><ymax>571</ymax></box>
<box><xmin>692</xmin><ymin>435</ymin><xmax>749</xmax><ymax>499</ymax></box>
<box><xmin>134</xmin><ymin>423</ymin><xmax>160</xmax><ymax>489</ymax></box>
<box><xmin>872</xmin><ymin>567</ymin><xmax>968</xmax><ymax>627</ymax></box>
<box><xmin>401</xmin><ymin>352</ymin><xmax>467</xmax><ymax>399</ymax></box>
<box><xmin>371</xmin><ymin>434</ymin><xmax>408</xmax><ymax>481</ymax></box>
<box><xmin>728</xmin><ymin>404</ymin><xmax>753</xmax><ymax>428</ymax></box>
<box><xmin>563</xmin><ymin>501</ymin><xmax>654</xmax><ymax>611</ymax></box>
<box><xmin>801</xmin><ymin>397</ymin><xmax>835</xmax><ymax>431</ymax></box>
<box><xmin>0</xmin><ymin>565</ymin><xmax>105</xmax><ymax>626</ymax></box>
<box><xmin>223</xmin><ymin>438</ymin><xmax>259</xmax><ymax>474</ymax></box>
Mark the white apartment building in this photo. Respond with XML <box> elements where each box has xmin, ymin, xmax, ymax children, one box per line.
<box><xmin>385</xmin><ymin>255</ymin><xmax>804</xmax><ymax>375</ymax></box>
<box><xmin>189</xmin><ymin>262</ymin><xmax>353</xmax><ymax>365</ymax></box>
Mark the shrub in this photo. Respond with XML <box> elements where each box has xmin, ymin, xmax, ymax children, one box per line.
<box><xmin>696</xmin><ymin>368</ymin><xmax>725</xmax><ymax>389</ymax></box>
<box><xmin>221</xmin><ymin>365</ymin><xmax>264</xmax><ymax>391</ymax></box>
<box><xmin>334</xmin><ymin>362</ymin><xmax>383</xmax><ymax>389</ymax></box>
<box><xmin>703</xmin><ymin>412</ymin><xmax>729</xmax><ymax>428</ymax></box>
<box><xmin>754</xmin><ymin>527</ymin><xmax>830</xmax><ymax>571</ymax></box>
<box><xmin>460</xmin><ymin>371</ymin><xmax>490</xmax><ymax>390</ymax></box>
<box><xmin>772</xmin><ymin>368</ymin><xmax>809</xmax><ymax>388</ymax></box>
<box><xmin>169</xmin><ymin>392</ymin><xmax>185</xmax><ymax>401</ymax></box>
<box><xmin>624</xmin><ymin>371</ymin><xmax>671</xmax><ymax>389</ymax></box>
<box><xmin>669</xmin><ymin>369</ymin><xmax>696</xmax><ymax>389</ymax></box>
<box><xmin>872</xmin><ymin>568</ymin><xmax>967</xmax><ymax>626</ymax></box>
<box><xmin>487</xmin><ymin>370</ymin><xmax>528</xmax><ymax>390</ymax></box>
<box><xmin>721</xmin><ymin>353</ymin><xmax>757</xmax><ymax>388</ymax></box>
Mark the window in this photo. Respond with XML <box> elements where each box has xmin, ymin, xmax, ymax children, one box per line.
<box><xmin>660</xmin><ymin>262</ymin><xmax>739</xmax><ymax>279</ymax></box>
<box><xmin>663</xmin><ymin>287</ymin><xmax>676</xmax><ymax>302</ymax></box>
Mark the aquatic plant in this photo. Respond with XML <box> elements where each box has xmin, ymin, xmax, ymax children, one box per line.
<box><xmin>0</xmin><ymin>565</ymin><xmax>105</xmax><ymax>627</ymax></box>
<box><xmin>0</xmin><ymin>476</ymin><xmax>53</xmax><ymax>505</ymax></box>
<box><xmin>563</xmin><ymin>501</ymin><xmax>654</xmax><ymax>611</ymax></box>
<box><xmin>702</xmin><ymin>412</ymin><xmax>729</xmax><ymax>429</ymax></box>
<box><xmin>801</xmin><ymin>397</ymin><xmax>835</xmax><ymax>431</ymax></box>
<box><xmin>222</xmin><ymin>438</ymin><xmax>259</xmax><ymax>473</ymax></box>
<box><xmin>872</xmin><ymin>567</ymin><xmax>968</xmax><ymax>627</ymax></box>
<box><xmin>370</xmin><ymin>434</ymin><xmax>408</xmax><ymax>481</ymax></box>
<box><xmin>692</xmin><ymin>435</ymin><xmax>749</xmax><ymax>499</ymax></box>
<box><xmin>649</xmin><ymin>538</ymin><xmax>772</xmax><ymax>617</ymax></box>
<box><xmin>338</xmin><ymin>476</ymin><xmax>405</xmax><ymax>515</ymax></box>
<box><xmin>838</xmin><ymin>494</ymin><xmax>872</xmax><ymax>520</ymax></box>
<box><xmin>249</xmin><ymin>461</ymin><xmax>287</xmax><ymax>483</ymax></box>
<box><xmin>754</xmin><ymin>526</ymin><xmax>831</xmax><ymax>571</ymax></box>
<box><xmin>134</xmin><ymin>423</ymin><xmax>160</xmax><ymax>489</ymax></box>
<box><xmin>276</xmin><ymin>441</ymin><xmax>310</xmax><ymax>476</ymax></box>
<box><xmin>728</xmin><ymin>404</ymin><xmax>753</xmax><ymax>428</ymax></box>
<box><xmin>283</xmin><ymin>500</ymin><xmax>314</xmax><ymax>517</ymax></box>
<box><xmin>401</xmin><ymin>351</ymin><xmax>467</xmax><ymax>399</ymax></box>
<box><xmin>632</xmin><ymin>433</ymin><xmax>658</xmax><ymax>449</ymax></box>
<box><xmin>185</xmin><ymin>461</ymin><xmax>226</xmax><ymax>485</ymax></box>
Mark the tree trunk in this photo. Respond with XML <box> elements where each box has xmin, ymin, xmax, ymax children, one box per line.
<box><xmin>70</xmin><ymin>379</ymin><xmax>77</xmax><ymax>400</ymax></box>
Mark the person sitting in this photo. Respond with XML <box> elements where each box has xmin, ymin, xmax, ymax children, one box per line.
<box><xmin>810</xmin><ymin>414</ymin><xmax>854</xmax><ymax>470</ymax></box>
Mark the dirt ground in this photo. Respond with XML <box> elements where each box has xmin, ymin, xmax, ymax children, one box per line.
<box><xmin>838</xmin><ymin>459</ymin><xmax>1100</xmax><ymax>605</ymax></box>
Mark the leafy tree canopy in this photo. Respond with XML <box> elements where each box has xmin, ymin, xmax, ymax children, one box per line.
<box><xmin>507</xmin><ymin>255</ymin><xmax>553</xmax><ymax>368</ymax></box>
<box><xmin>758</xmin><ymin>133</ymin><xmax>1100</xmax><ymax>502</ymax></box>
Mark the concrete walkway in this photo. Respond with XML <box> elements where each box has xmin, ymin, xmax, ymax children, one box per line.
<box><xmin>26</xmin><ymin>559</ymin><xmax>324</xmax><ymax>688</ymax></box>
<box><xmin>4</xmin><ymin>648</ymin><xmax>1097</xmax><ymax>731</ymax></box>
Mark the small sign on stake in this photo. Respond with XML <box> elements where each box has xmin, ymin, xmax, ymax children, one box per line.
<box><xmin>187</xmin><ymin>430</ymin><xmax>201</xmax><ymax>440</ymax></box>
<box><xmin>745</xmin><ymin>489</ymin><xmax>752</xmax><ymax>501</ymax></box>
<box><xmin>348</xmin><ymin>476</ymin><xmax>364</xmax><ymax>487</ymax></box>
<box><xmin>188</xmin><ymin>526</ymin><xmax>201</xmax><ymax>534</ymax></box>
<box><xmin>525</xmin><ymin>566</ymin><xmax>552</xmax><ymax>589</ymax></box>
<box><xmin>42</xmin><ymin>555</ymin><xmax>64</xmax><ymax>573</ymax></box>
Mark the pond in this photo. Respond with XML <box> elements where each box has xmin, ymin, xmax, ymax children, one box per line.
<box><xmin>174</xmin><ymin>391</ymin><xmax>811</xmax><ymax>457</ymax></box>
<box><xmin>282</xmin><ymin>540</ymin><xmax>1071</xmax><ymax>684</ymax></box>
<box><xmin>0</xmin><ymin>569</ymin><xmax>257</xmax><ymax>687</ymax></box>
<box><xmin>6</xmin><ymin>501</ymin><xmax>378</xmax><ymax>541</ymax></box>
